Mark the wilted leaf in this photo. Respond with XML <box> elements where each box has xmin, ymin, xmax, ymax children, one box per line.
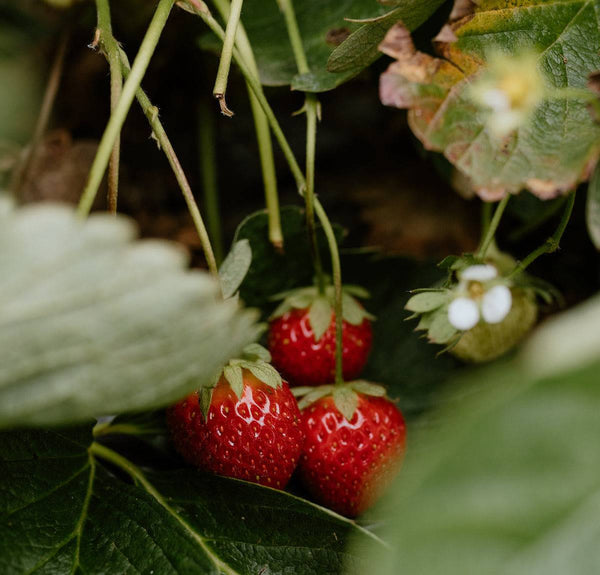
<box><xmin>380</xmin><ymin>2</ymin><xmax>600</xmax><ymax>199</ymax></box>
<box><xmin>0</xmin><ymin>426</ymin><xmax>384</xmax><ymax>574</ymax></box>
<box><xmin>0</xmin><ymin>204</ymin><xmax>260</xmax><ymax>428</ymax></box>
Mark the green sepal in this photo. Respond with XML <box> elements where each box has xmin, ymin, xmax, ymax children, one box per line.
<box><xmin>427</xmin><ymin>310</ymin><xmax>459</xmax><ymax>344</ymax></box>
<box><xmin>242</xmin><ymin>361</ymin><xmax>282</xmax><ymax>390</ymax></box>
<box><xmin>343</xmin><ymin>285</ymin><xmax>371</xmax><ymax>299</ymax></box>
<box><xmin>199</xmin><ymin>386</ymin><xmax>215</xmax><ymax>421</ymax></box>
<box><xmin>348</xmin><ymin>380</ymin><xmax>387</xmax><ymax>397</ymax></box>
<box><xmin>219</xmin><ymin>239</ymin><xmax>252</xmax><ymax>299</ymax></box>
<box><xmin>309</xmin><ymin>296</ymin><xmax>333</xmax><ymax>341</ymax></box>
<box><xmin>332</xmin><ymin>386</ymin><xmax>359</xmax><ymax>422</ymax></box>
<box><xmin>241</xmin><ymin>343</ymin><xmax>271</xmax><ymax>363</ymax></box>
<box><xmin>223</xmin><ymin>365</ymin><xmax>244</xmax><ymax>398</ymax></box>
<box><xmin>415</xmin><ymin>312</ymin><xmax>435</xmax><ymax>331</ymax></box>
<box><xmin>405</xmin><ymin>291</ymin><xmax>450</xmax><ymax>313</ymax></box>
<box><xmin>297</xmin><ymin>385</ymin><xmax>334</xmax><ymax>411</ymax></box>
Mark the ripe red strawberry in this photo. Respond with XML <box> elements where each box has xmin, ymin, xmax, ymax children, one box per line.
<box><xmin>298</xmin><ymin>388</ymin><xmax>406</xmax><ymax>517</ymax></box>
<box><xmin>268</xmin><ymin>285</ymin><xmax>374</xmax><ymax>386</ymax></box>
<box><xmin>167</xmin><ymin>347</ymin><xmax>304</xmax><ymax>489</ymax></box>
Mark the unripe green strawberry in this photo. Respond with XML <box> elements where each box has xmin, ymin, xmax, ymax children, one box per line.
<box><xmin>450</xmin><ymin>288</ymin><xmax>538</xmax><ymax>362</ymax></box>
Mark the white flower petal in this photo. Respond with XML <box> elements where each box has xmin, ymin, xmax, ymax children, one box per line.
<box><xmin>448</xmin><ymin>297</ymin><xmax>480</xmax><ymax>331</ymax></box>
<box><xmin>461</xmin><ymin>264</ymin><xmax>498</xmax><ymax>282</ymax></box>
<box><xmin>480</xmin><ymin>88</ymin><xmax>510</xmax><ymax>112</ymax></box>
<box><xmin>482</xmin><ymin>285</ymin><xmax>512</xmax><ymax>324</ymax></box>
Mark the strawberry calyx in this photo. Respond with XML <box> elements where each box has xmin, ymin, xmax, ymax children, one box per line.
<box><xmin>199</xmin><ymin>343</ymin><xmax>282</xmax><ymax>420</ymax></box>
<box><xmin>269</xmin><ymin>284</ymin><xmax>375</xmax><ymax>342</ymax></box>
<box><xmin>293</xmin><ymin>380</ymin><xmax>387</xmax><ymax>421</ymax></box>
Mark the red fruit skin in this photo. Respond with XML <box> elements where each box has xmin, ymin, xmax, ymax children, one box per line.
<box><xmin>298</xmin><ymin>394</ymin><xmax>406</xmax><ymax>517</ymax></box>
<box><xmin>167</xmin><ymin>372</ymin><xmax>304</xmax><ymax>489</ymax></box>
<box><xmin>268</xmin><ymin>308</ymin><xmax>373</xmax><ymax>386</ymax></box>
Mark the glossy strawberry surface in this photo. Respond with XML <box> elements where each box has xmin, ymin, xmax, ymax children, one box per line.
<box><xmin>298</xmin><ymin>394</ymin><xmax>406</xmax><ymax>517</ymax></box>
<box><xmin>167</xmin><ymin>371</ymin><xmax>304</xmax><ymax>489</ymax></box>
<box><xmin>268</xmin><ymin>308</ymin><xmax>372</xmax><ymax>386</ymax></box>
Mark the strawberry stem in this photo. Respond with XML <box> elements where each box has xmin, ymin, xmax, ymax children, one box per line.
<box><xmin>212</xmin><ymin>0</ymin><xmax>244</xmax><ymax>116</ymax></box>
<box><xmin>79</xmin><ymin>0</ymin><xmax>175</xmax><ymax>217</ymax></box>
<box><xmin>509</xmin><ymin>189</ymin><xmax>576</xmax><ymax>278</ymax></box>
<box><xmin>212</xmin><ymin>0</ymin><xmax>284</xmax><ymax>251</ymax></box>
<box><xmin>278</xmin><ymin>0</ymin><xmax>325</xmax><ymax>293</ymax></box>
<box><xmin>476</xmin><ymin>194</ymin><xmax>510</xmax><ymax>260</ymax></box>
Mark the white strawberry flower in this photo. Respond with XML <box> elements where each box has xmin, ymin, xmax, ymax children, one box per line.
<box><xmin>448</xmin><ymin>264</ymin><xmax>512</xmax><ymax>331</ymax></box>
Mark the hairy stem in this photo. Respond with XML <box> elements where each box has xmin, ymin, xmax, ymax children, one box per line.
<box><xmin>509</xmin><ymin>190</ymin><xmax>576</xmax><ymax>278</ymax></box>
<box><xmin>79</xmin><ymin>0</ymin><xmax>175</xmax><ymax>217</ymax></box>
<box><xmin>212</xmin><ymin>0</ymin><xmax>283</xmax><ymax>250</ymax></box>
<box><xmin>14</xmin><ymin>28</ymin><xmax>69</xmax><ymax>194</ymax></box>
<box><xmin>118</xmin><ymin>51</ymin><xmax>219</xmax><ymax>279</ymax></box>
<box><xmin>476</xmin><ymin>194</ymin><xmax>510</xmax><ymax>260</ymax></box>
<box><xmin>198</xmin><ymin>96</ymin><xmax>224</xmax><ymax>264</ymax></box>
<box><xmin>95</xmin><ymin>0</ymin><xmax>123</xmax><ymax>213</ymax></box>
<box><xmin>212</xmin><ymin>0</ymin><xmax>244</xmax><ymax>116</ymax></box>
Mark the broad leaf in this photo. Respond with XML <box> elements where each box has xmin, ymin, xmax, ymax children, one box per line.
<box><xmin>380</xmin><ymin>1</ymin><xmax>600</xmax><ymax>199</ymax></box>
<box><xmin>0</xmin><ymin>427</ymin><xmax>385</xmax><ymax>574</ymax></box>
<box><xmin>234</xmin><ymin>205</ymin><xmax>343</xmax><ymax>308</ymax></box>
<box><xmin>356</xmin><ymin>295</ymin><xmax>600</xmax><ymax>575</ymax></box>
<box><xmin>0</xmin><ymin>203</ymin><xmax>260</xmax><ymax>428</ymax></box>
<box><xmin>240</xmin><ymin>0</ymin><xmax>443</xmax><ymax>92</ymax></box>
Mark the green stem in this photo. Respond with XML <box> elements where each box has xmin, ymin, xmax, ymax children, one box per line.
<box><xmin>315</xmin><ymin>201</ymin><xmax>343</xmax><ymax>385</ymax></box>
<box><xmin>509</xmin><ymin>190</ymin><xmax>576</xmax><ymax>278</ymax></box>
<box><xmin>278</xmin><ymin>0</ymin><xmax>325</xmax><ymax>292</ymax></box>
<box><xmin>14</xmin><ymin>28</ymin><xmax>69</xmax><ymax>195</ymax></box>
<box><xmin>79</xmin><ymin>0</ymin><xmax>175</xmax><ymax>217</ymax></box>
<box><xmin>95</xmin><ymin>0</ymin><xmax>123</xmax><ymax>213</ymax></box>
<box><xmin>198</xmin><ymin>96</ymin><xmax>224</xmax><ymax>264</ymax></box>
<box><xmin>90</xmin><ymin>441</ymin><xmax>154</xmax><ymax>489</ymax></box>
<box><xmin>481</xmin><ymin>200</ymin><xmax>492</xmax><ymax>239</ymax></box>
<box><xmin>93</xmin><ymin>422</ymin><xmax>164</xmax><ymax>437</ymax></box>
<box><xmin>118</xmin><ymin>50</ymin><xmax>219</xmax><ymax>279</ymax></box>
<box><xmin>212</xmin><ymin>0</ymin><xmax>244</xmax><ymax>116</ymax></box>
<box><xmin>211</xmin><ymin>0</ymin><xmax>283</xmax><ymax>250</ymax></box>
<box><xmin>476</xmin><ymin>195</ymin><xmax>510</xmax><ymax>260</ymax></box>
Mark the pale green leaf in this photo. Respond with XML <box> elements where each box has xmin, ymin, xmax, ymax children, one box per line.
<box><xmin>245</xmin><ymin>361</ymin><xmax>282</xmax><ymax>389</ymax></box>
<box><xmin>309</xmin><ymin>296</ymin><xmax>333</xmax><ymax>341</ymax></box>
<box><xmin>223</xmin><ymin>364</ymin><xmax>244</xmax><ymax>398</ymax></box>
<box><xmin>0</xmin><ymin>204</ymin><xmax>260</xmax><ymax>428</ymax></box>
<box><xmin>219</xmin><ymin>238</ymin><xmax>252</xmax><ymax>299</ymax></box>
<box><xmin>333</xmin><ymin>386</ymin><xmax>359</xmax><ymax>421</ymax></box>
<box><xmin>405</xmin><ymin>291</ymin><xmax>449</xmax><ymax>313</ymax></box>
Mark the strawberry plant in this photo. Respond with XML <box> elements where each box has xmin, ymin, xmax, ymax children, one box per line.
<box><xmin>2</xmin><ymin>0</ymin><xmax>600</xmax><ymax>573</ymax></box>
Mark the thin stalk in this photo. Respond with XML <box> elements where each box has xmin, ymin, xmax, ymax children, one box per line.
<box><xmin>278</xmin><ymin>0</ymin><xmax>325</xmax><ymax>293</ymax></box>
<box><xmin>79</xmin><ymin>0</ymin><xmax>175</xmax><ymax>217</ymax></box>
<box><xmin>90</xmin><ymin>442</ymin><xmax>155</xmax><ymax>490</ymax></box>
<box><xmin>481</xmin><ymin>200</ymin><xmax>492</xmax><ymax>239</ymax></box>
<box><xmin>211</xmin><ymin>0</ymin><xmax>283</xmax><ymax>250</ymax></box>
<box><xmin>314</xmin><ymin>201</ymin><xmax>343</xmax><ymax>385</ymax></box>
<box><xmin>198</xmin><ymin>96</ymin><xmax>224</xmax><ymax>264</ymax></box>
<box><xmin>14</xmin><ymin>29</ymin><xmax>69</xmax><ymax>194</ymax></box>
<box><xmin>95</xmin><ymin>0</ymin><xmax>123</xmax><ymax>213</ymax></box>
<box><xmin>212</xmin><ymin>0</ymin><xmax>244</xmax><ymax>116</ymax></box>
<box><xmin>476</xmin><ymin>195</ymin><xmax>510</xmax><ymax>260</ymax></box>
<box><xmin>509</xmin><ymin>190</ymin><xmax>576</xmax><ymax>278</ymax></box>
<box><xmin>119</xmin><ymin>51</ymin><xmax>219</xmax><ymax>279</ymax></box>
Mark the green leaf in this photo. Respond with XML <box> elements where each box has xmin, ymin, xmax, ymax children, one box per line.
<box><xmin>0</xmin><ymin>204</ymin><xmax>260</xmax><ymax>428</ymax></box>
<box><xmin>405</xmin><ymin>291</ymin><xmax>449</xmax><ymax>312</ymax></box>
<box><xmin>0</xmin><ymin>427</ymin><xmax>385</xmax><ymax>574</ymax></box>
<box><xmin>380</xmin><ymin>3</ymin><xmax>600</xmax><ymax>198</ymax></box>
<box><xmin>223</xmin><ymin>364</ymin><xmax>244</xmax><ymax>397</ymax></box>
<box><xmin>332</xmin><ymin>386</ymin><xmax>359</xmax><ymax>421</ymax></box>
<box><xmin>342</xmin><ymin>291</ymin><xmax>374</xmax><ymax>325</ymax></box>
<box><xmin>326</xmin><ymin>1</ymin><xmax>445</xmax><ymax>74</ymax></box>
<box><xmin>357</xmin><ymin>296</ymin><xmax>600</xmax><ymax>575</ymax></box>
<box><xmin>586</xmin><ymin>161</ymin><xmax>600</xmax><ymax>249</ymax></box>
<box><xmin>219</xmin><ymin>238</ymin><xmax>252</xmax><ymax>299</ymax></box>
<box><xmin>244</xmin><ymin>361</ymin><xmax>283</xmax><ymax>389</ymax></box>
<box><xmin>234</xmin><ymin>206</ymin><xmax>343</xmax><ymax>307</ymax></box>
<box><xmin>309</xmin><ymin>296</ymin><xmax>333</xmax><ymax>341</ymax></box>
<box><xmin>349</xmin><ymin>380</ymin><xmax>387</xmax><ymax>397</ymax></box>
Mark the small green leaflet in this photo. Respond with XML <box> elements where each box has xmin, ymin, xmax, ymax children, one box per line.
<box><xmin>333</xmin><ymin>386</ymin><xmax>359</xmax><ymax>421</ymax></box>
<box><xmin>428</xmin><ymin>310</ymin><xmax>458</xmax><ymax>344</ymax></box>
<box><xmin>223</xmin><ymin>364</ymin><xmax>244</xmax><ymax>398</ymax></box>
<box><xmin>219</xmin><ymin>238</ymin><xmax>253</xmax><ymax>299</ymax></box>
<box><xmin>241</xmin><ymin>342</ymin><xmax>272</xmax><ymax>363</ymax></box>
<box><xmin>243</xmin><ymin>361</ymin><xmax>282</xmax><ymax>389</ymax></box>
